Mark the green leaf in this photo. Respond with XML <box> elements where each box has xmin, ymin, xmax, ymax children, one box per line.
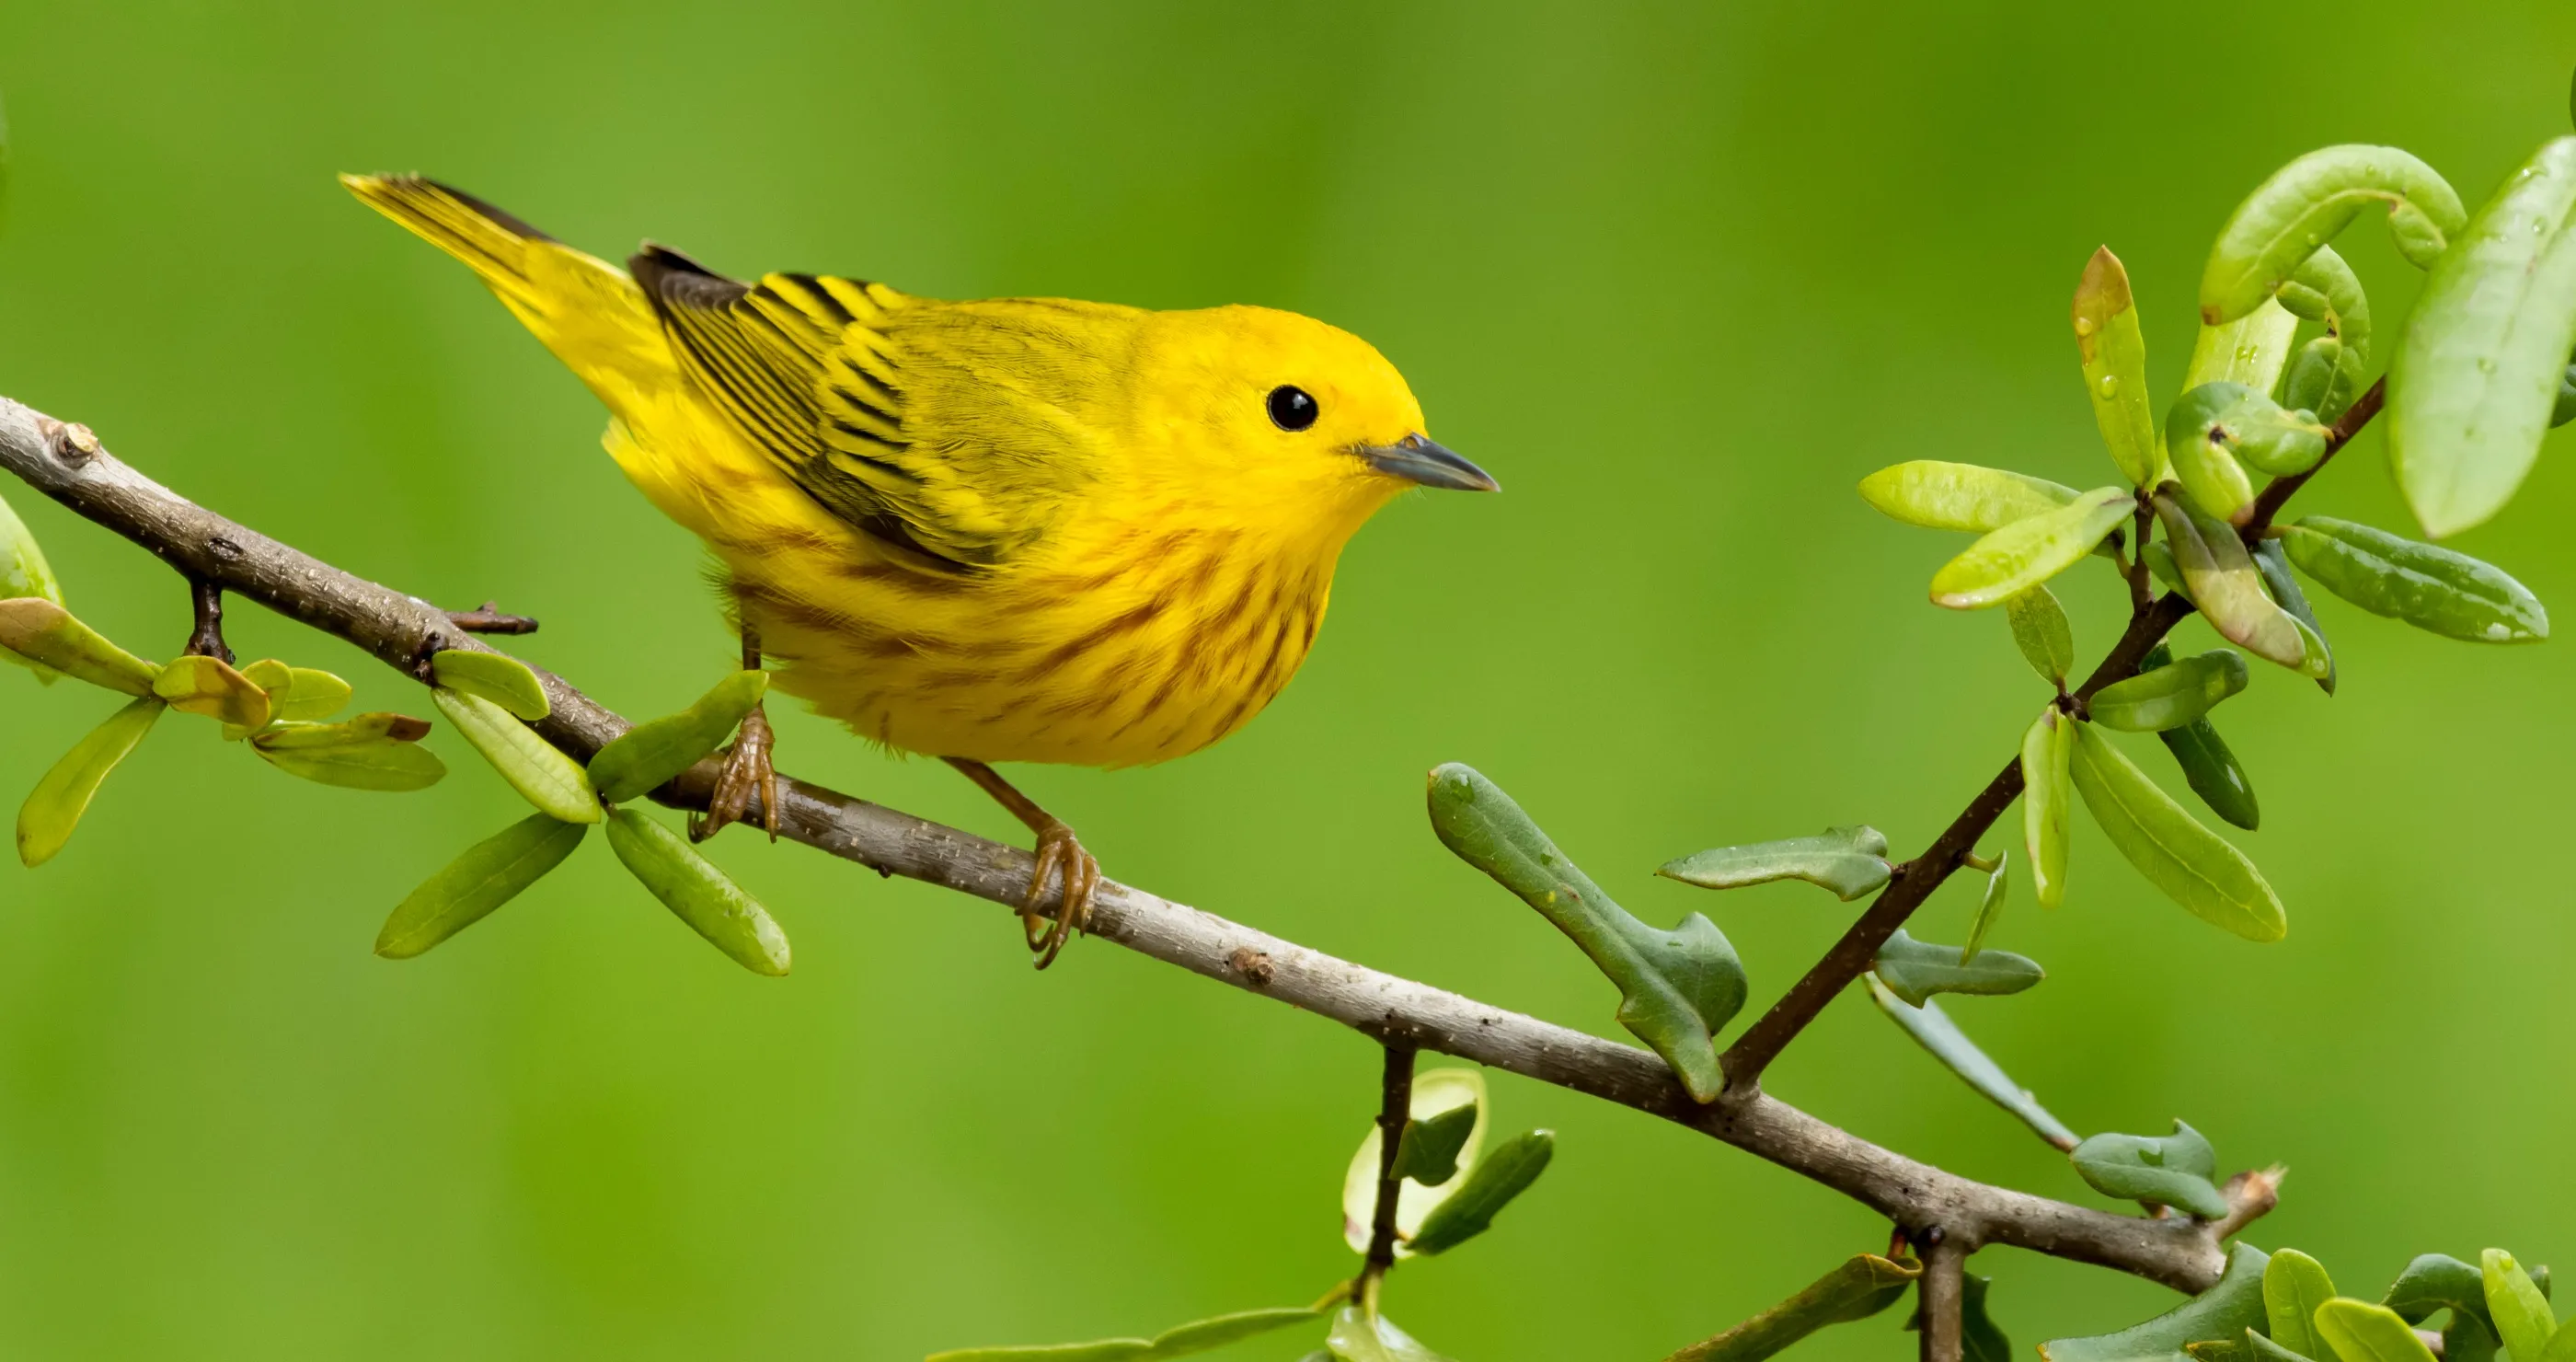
<box><xmin>2076</xmin><ymin>247</ymin><xmax>2165</xmax><ymax>487</ymax></box>
<box><xmin>1324</xmin><ymin>1307</ymin><xmax>1455</xmax><ymax>1362</ymax></box>
<box><xmin>2088</xmin><ymin>650</ymin><xmax>2248</xmax><ymax>733</ymax></box>
<box><xmin>2070</xmin><ymin>722</ymin><xmax>2285</xmax><ymax>941</ymax></box>
<box><xmin>2247</xmin><ymin>1330</ymin><xmax>2318</xmax><ymax>1362</ymax></box>
<box><xmin>0</xmin><ymin>495</ymin><xmax>63</xmax><ymax>682</ymax></box>
<box><xmin>1393</xmin><ymin>1103</ymin><xmax>1478</xmax><ymax>1187</ymax></box>
<box><xmin>603</xmin><ymin>805</ymin><xmax>791</xmax><ymax>975</ymax></box>
<box><xmin>433</xmin><ymin>687</ymin><xmax>601</xmax><ymax>824</ymax></box>
<box><xmin>2485</xmin><ymin>1251</ymin><xmax>2558</xmax><ymax>1362</ymax></box>
<box><xmin>1872</xmin><ymin>929</ymin><xmax>2041</xmax><ymax>1006</ymax></box>
<box><xmin>2275</xmin><ymin>246</ymin><xmax>2374</xmax><ymax>423</ymax></box>
<box><xmin>2186</xmin><ymin>298</ymin><xmax>2302</xmax><ymax>397</ymax></box>
<box><xmin>2545</xmin><ymin>1324</ymin><xmax>2576</xmax><ymax>1362</ymax></box>
<box><xmin>1961</xmin><ymin>851</ymin><xmax>2008</xmax><ymax>963</ymax></box>
<box><xmin>152</xmin><ymin>654</ymin><xmax>272</xmax><ymax>732</ymax></box>
<box><xmin>589</xmin><ymin>670</ymin><xmax>770</xmax><ymax>803</ymax></box>
<box><xmin>1665</xmin><ymin>1253</ymin><xmax>1923</xmax><ymax>1362</ymax></box>
<box><xmin>1867</xmin><ymin>974</ymin><xmax>2076</xmax><ymax>1148</ymax></box>
<box><xmin>430</xmin><ymin>649</ymin><xmax>551</xmax><ymax>721</ymax></box>
<box><xmin>1657</xmin><ymin>825</ymin><xmax>1892</xmax><ymax>900</ymax></box>
<box><xmin>2279</xmin><ymin>518</ymin><xmax>2547</xmax><ymax>643</ymax></box>
<box><xmin>1961</xmin><ymin>1275</ymin><xmax>2014</xmax><ymax>1362</ymax></box>
<box><xmin>2146</xmin><ymin>542</ymin><xmax>2193</xmax><ymax>601</ymax></box>
<box><xmin>2168</xmin><ymin>383</ymin><xmax>2332</xmax><ymax>494</ymax></box>
<box><xmin>16</xmin><ymin>697</ymin><xmax>164</xmax><ymax>867</ymax></box>
<box><xmin>2386</xmin><ymin>1254</ymin><xmax>2491</xmax><ymax>1323</ymax></box>
<box><xmin>1342</xmin><ymin>1068</ymin><xmax>1485</xmax><ymax>1255</ymax></box>
<box><xmin>2069</xmin><ymin>1121</ymin><xmax>2228</xmax><ymax>1218</ymax></box>
<box><xmin>2316</xmin><ymin>1300</ymin><xmax>2441</xmax><ymax>1362</ymax></box>
<box><xmin>252</xmin><ymin>711</ymin><xmax>431</xmax><ymax>748</ymax></box>
<box><xmin>2390</xmin><ymin>136</ymin><xmax>2576</xmax><ymax>537</ymax></box>
<box><xmin>251</xmin><ymin>728</ymin><xmax>448</xmax><ymax>792</ymax></box>
<box><xmin>2252</xmin><ymin>542</ymin><xmax>2336</xmax><ymax>695</ymax></box>
<box><xmin>1431</xmin><ymin>764</ymin><xmax>1742</xmax><ymax>1102</ymax></box>
<box><xmin>2266</xmin><ymin>1250</ymin><xmax>2339</xmax><ymax>1362</ymax></box>
<box><xmin>1407</xmin><ymin>1129</ymin><xmax>1553</xmax><ymax>1255</ymax></box>
<box><xmin>2168</xmin><ymin>392</ymin><xmax>2260</xmax><ymax>525</ymax></box>
<box><xmin>923</xmin><ymin>1306</ymin><xmax>1324</xmax><ymax>1362</ymax></box>
<box><xmin>375</xmin><ymin>814</ymin><xmax>587</xmax><ymax>959</ymax></box>
<box><xmin>2022</xmin><ymin>707</ymin><xmax>2074</xmax><ymax>909</ymax></box>
<box><xmin>1931</xmin><ymin>488</ymin><xmax>2137</xmax><ymax>609</ymax></box>
<box><xmin>2008</xmin><ymin>586</ymin><xmax>2076</xmax><ymax>685</ymax></box>
<box><xmin>2041</xmin><ymin>1244</ymin><xmax>2271</xmax><ymax>1362</ymax></box>
<box><xmin>2140</xmin><ymin>646</ymin><xmax>2261</xmax><ymax>831</ymax></box>
<box><xmin>0</xmin><ymin>598</ymin><xmax>156</xmax><ymax>696</ymax></box>
<box><xmin>2200</xmin><ymin>144</ymin><xmax>2465</xmax><ymax>324</ymax></box>
<box><xmin>238</xmin><ymin>658</ymin><xmax>355</xmax><ymax>725</ymax></box>
<box><xmin>2557</xmin><ymin>359</ymin><xmax>2576</xmax><ymax>428</ymax></box>
<box><xmin>1858</xmin><ymin>461</ymin><xmax>2081</xmax><ymax>532</ymax></box>
<box><xmin>2153</xmin><ymin>492</ymin><xmax>2306</xmax><ymax>671</ymax></box>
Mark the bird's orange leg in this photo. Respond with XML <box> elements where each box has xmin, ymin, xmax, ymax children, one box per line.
<box><xmin>944</xmin><ymin>757</ymin><xmax>1098</xmax><ymax>970</ymax></box>
<box><xmin>689</xmin><ymin>629</ymin><xmax>780</xmax><ymax>844</ymax></box>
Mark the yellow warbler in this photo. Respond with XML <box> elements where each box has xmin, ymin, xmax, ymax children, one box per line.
<box><xmin>343</xmin><ymin>175</ymin><xmax>1495</xmax><ymax>964</ymax></box>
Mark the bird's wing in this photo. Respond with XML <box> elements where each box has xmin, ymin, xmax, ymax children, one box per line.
<box><xmin>628</xmin><ymin>245</ymin><xmax>1043</xmax><ymax>571</ymax></box>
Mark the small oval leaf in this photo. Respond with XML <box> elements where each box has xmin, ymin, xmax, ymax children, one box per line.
<box><xmin>0</xmin><ymin>599</ymin><xmax>157</xmax><ymax>696</ymax></box>
<box><xmin>2316</xmin><ymin>1300</ymin><xmax>2442</xmax><ymax>1362</ymax></box>
<box><xmin>2087</xmin><ymin>650</ymin><xmax>2248</xmax><ymax>732</ymax></box>
<box><xmin>375</xmin><ymin>813</ymin><xmax>588</xmax><ymax>959</ymax></box>
<box><xmin>1931</xmin><ymin>489</ymin><xmax>2136</xmax><ymax>609</ymax></box>
<box><xmin>433</xmin><ymin>687</ymin><xmax>601</xmax><ymax>823</ymax></box>
<box><xmin>603</xmin><ymin>805</ymin><xmax>790</xmax><ymax>975</ymax></box>
<box><xmin>2266</xmin><ymin>1249</ymin><xmax>2340</xmax><ymax>1360</ymax></box>
<box><xmin>2007</xmin><ymin>586</ymin><xmax>2076</xmax><ymax>685</ymax></box>
<box><xmin>590</xmin><ymin>670</ymin><xmax>770</xmax><ymax>803</ymax></box>
<box><xmin>16</xmin><ymin>697</ymin><xmax>164</xmax><ymax>866</ymax></box>
<box><xmin>2280</xmin><ymin>517</ymin><xmax>2547</xmax><ymax>642</ymax></box>
<box><xmin>431</xmin><ymin>649</ymin><xmax>551</xmax><ymax>721</ymax></box>
<box><xmin>2070</xmin><ymin>722</ymin><xmax>2285</xmax><ymax>941</ymax></box>
<box><xmin>2201</xmin><ymin>144</ymin><xmax>2466</xmax><ymax>324</ymax></box>
<box><xmin>1872</xmin><ymin>929</ymin><xmax>2041</xmax><ymax>1006</ymax></box>
<box><xmin>2069</xmin><ymin>1120</ymin><xmax>2228</xmax><ymax>1218</ymax></box>
<box><xmin>1857</xmin><ymin>461</ymin><xmax>2081</xmax><ymax>533</ymax></box>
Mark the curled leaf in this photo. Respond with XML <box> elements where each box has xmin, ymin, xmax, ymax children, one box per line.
<box><xmin>2280</xmin><ymin>517</ymin><xmax>2547</xmax><ymax>642</ymax></box>
<box><xmin>375</xmin><ymin>813</ymin><xmax>588</xmax><ymax>959</ymax></box>
<box><xmin>0</xmin><ymin>598</ymin><xmax>156</xmax><ymax>696</ymax></box>
<box><xmin>603</xmin><ymin>805</ymin><xmax>791</xmax><ymax>975</ymax></box>
<box><xmin>2070</xmin><ymin>722</ymin><xmax>2285</xmax><ymax>942</ymax></box>
<box><xmin>17</xmin><ymin>697</ymin><xmax>165</xmax><ymax>866</ymax></box>
<box><xmin>2087</xmin><ymin>649</ymin><xmax>2248</xmax><ymax>733</ymax></box>
<box><xmin>589</xmin><ymin>670</ymin><xmax>770</xmax><ymax>803</ymax></box>
<box><xmin>1871</xmin><ymin>929</ymin><xmax>2041</xmax><ymax>1006</ymax></box>
<box><xmin>2276</xmin><ymin>245</ymin><xmax>2373</xmax><ymax>422</ymax></box>
<box><xmin>2075</xmin><ymin>247</ymin><xmax>2164</xmax><ymax>487</ymax></box>
<box><xmin>1930</xmin><ymin>488</ymin><xmax>2135</xmax><ymax>609</ymax></box>
<box><xmin>1867</xmin><ymin>974</ymin><xmax>2076</xmax><ymax>1148</ymax></box>
<box><xmin>2201</xmin><ymin>144</ymin><xmax>2466</xmax><ymax>324</ymax></box>
<box><xmin>433</xmin><ymin>687</ymin><xmax>601</xmax><ymax>824</ymax></box>
<box><xmin>2069</xmin><ymin>1120</ymin><xmax>2228</xmax><ymax>1218</ymax></box>
<box><xmin>1657</xmin><ymin>825</ymin><xmax>1892</xmax><ymax>901</ymax></box>
<box><xmin>1858</xmin><ymin>461</ymin><xmax>2080</xmax><ymax>533</ymax></box>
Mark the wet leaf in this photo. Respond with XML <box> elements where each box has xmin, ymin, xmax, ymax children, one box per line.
<box><xmin>2069</xmin><ymin>1121</ymin><xmax>2228</xmax><ymax>1218</ymax></box>
<box><xmin>589</xmin><ymin>669</ymin><xmax>770</xmax><ymax>803</ymax></box>
<box><xmin>2484</xmin><ymin>1251</ymin><xmax>2557</xmax><ymax>1362</ymax></box>
<box><xmin>1324</xmin><ymin>1307</ymin><xmax>1455</xmax><ymax>1362</ymax></box>
<box><xmin>2168</xmin><ymin>394</ymin><xmax>2260</xmax><ymax>525</ymax></box>
<box><xmin>2070</xmin><ymin>722</ymin><xmax>2286</xmax><ymax>942</ymax></box>
<box><xmin>2187</xmin><ymin>298</ymin><xmax>2302</xmax><ymax>398</ymax></box>
<box><xmin>2021</xmin><ymin>708</ymin><xmax>2073</xmax><ymax>909</ymax></box>
<box><xmin>1393</xmin><ymin>1103</ymin><xmax>1478</xmax><ymax>1187</ymax></box>
<box><xmin>2169</xmin><ymin>382</ymin><xmax>2333</xmax><ymax>485</ymax></box>
<box><xmin>1657</xmin><ymin>825</ymin><xmax>1892</xmax><ymax>901</ymax></box>
<box><xmin>16</xmin><ymin>697</ymin><xmax>164</xmax><ymax>867</ymax></box>
<box><xmin>1930</xmin><ymin>488</ymin><xmax>2136</xmax><ymax>609</ymax></box>
<box><xmin>2279</xmin><ymin>517</ymin><xmax>2547</xmax><ymax>643</ymax></box>
<box><xmin>2088</xmin><ymin>650</ymin><xmax>2248</xmax><ymax>733</ymax></box>
<box><xmin>2156</xmin><ymin>493</ymin><xmax>2307</xmax><ymax>670</ymax></box>
<box><xmin>1872</xmin><ymin>929</ymin><xmax>2041</xmax><ymax>1006</ymax></box>
<box><xmin>251</xmin><ymin>727</ymin><xmax>446</xmax><ymax>791</ymax></box>
<box><xmin>1407</xmin><ymin>1129</ymin><xmax>1553</xmax><ymax>1255</ymax></box>
<box><xmin>1342</xmin><ymin>1068</ymin><xmax>1487</xmax><ymax>1255</ymax></box>
<box><xmin>1858</xmin><ymin>461</ymin><xmax>2081</xmax><ymax>533</ymax></box>
<box><xmin>2041</xmin><ymin>1244</ymin><xmax>2271</xmax><ymax>1362</ymax></box>
<box><xmin>2391</xmin><ymin>136</ymin><xmax>2576</xmax><ymax>537</ymax></box>
<box><xmin>374</xmin><ymin>814</ymin><xmax>587</xmax><ymax>959</ymax></box>
<box><xmin>1867</xmin><ymin>974</ymin><xmax>2076</xmax><ymax>1148</ymax></box>
<box><xmin>431</xmin><ymin>649</ymin><xmax>551</xmax><ymax>721</ymax></box>
<box><xmin>433</xmin><ymin>687</ymin><xmax>600</xmax><ymax>823</ymax></box>
<box><xmin>1665</xmin><ymin>1253</ymin><xmax>1922</xmax><ymax>1362</ymax></box>
<box><xmin>603</xmin><ymin>804</ymin><xmax>791</xmax><ymax>975</ymax></box>
<box><xmin>152</xmin><ymin>654</ymin><xmax>271</xmax><ymax>732</ymax></box>
<box><xmin>2008</xmin><ymin>586</ymin><xmax>2076</xmax><ymax>685</ymax></box>
<box><xmin>2200</xmin><ymin>144</ymin><xmax>2465</xmax><ymax>324</ymax></box>
<box><xmin>1432</xmin><ymin>764</ymin><xmax>1742</xmax><ymax>1102</ymax></box>
<box><xmin>2316</xmin><ymin>1301</ymin><xmax>2440</xmax><ymax>1362</ymax></box>
<box><xmin>1961</xmin><ymin>852</ymin><xmax>2008</xmax><ymax>963</ymax></box>
<box><xmin>2076</xmin><ymin>247</ymin><xmax>2165</xmax><ymax>487</ymax></box>
<box><xmin>922</xmin><ymin>1306</ymin><xmax>1325</xmax><ymax>1361</ymax></box>
<box><xmin>2275</xmin><ymin>246</ymin><xmax>2374</xmax><ymax>423</ymax></box>
<box><xmin>2253</xmin><ymin>541</ymin><xmax>2336</xmax><ymax>694</ymax></box>
<box><xmin>2266</xmin><ymin>1250</ymin><xmax>2338</xmax><ymax>1360</ymax></box>
<box><xmin>0</xmin><ymin>598</ymin><xmax>156</xmax><ymax>696</ymax></box>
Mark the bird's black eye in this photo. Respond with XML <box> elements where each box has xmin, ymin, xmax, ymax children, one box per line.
<box><xmin>1267</xmin><ymin>385</ymin><xmax>1319</xmax><ymax>432</ymax></box>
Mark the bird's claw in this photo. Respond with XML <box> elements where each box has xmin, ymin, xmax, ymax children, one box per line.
<box><xmin>1021</xmin><ymin>820</ymin><xmax>1098</xmax><ymax>970</ymax></box>
<box><xmin>689</xmin><ymin>704</ymin><xmax>779</xmax><ymax>843</ymax></box>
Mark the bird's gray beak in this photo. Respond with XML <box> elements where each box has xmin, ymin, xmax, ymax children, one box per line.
<box><xmin>1360</xmin><ymin>433</ymin><xmax>1500</xmax><ymax>492</ymax></box>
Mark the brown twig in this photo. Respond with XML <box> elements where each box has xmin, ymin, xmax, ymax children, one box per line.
<box><xmin>184</xmin><ymin>576</ymin><xmax>234</xmax><ymax>664</ymax></box>
<box><xmin>443</xmin><ymin>600</ymin><xmax>540</xmax><ymax>635</ymax></box>
<box><xmin>1918</xmin><ymin>1232</ymin><xmax>1965</xmax><ymax>1362</ymax></box>
<box><xmin>1356</xmin><ymin>1043</ymin><xmax>1418</xmax><ymax>1307</ymax></box>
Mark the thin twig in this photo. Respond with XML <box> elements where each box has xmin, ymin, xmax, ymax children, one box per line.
<box><xmin>1357</xmin><ymin>1043</ymin><xmax>1418</xmax><ymax>1308</ymax></box>
<box><xmin>185</xmin><ymin>577</ymin><xmax>233</xmax><ymax>664</ymax></box>
<box><xmin>2248</xmin><ymin>376</ymin><xmax>2385</xmax><ymax>531</ymax></box>
<box><xmin>443</xmin><ymin>600</ymin><xmax>540</xmax><ymax>635</ymax></box>
<box><xmin>0</xmin><ymin>394</ymin><xmax>2251</xmax><ymax>1296</ymax></box>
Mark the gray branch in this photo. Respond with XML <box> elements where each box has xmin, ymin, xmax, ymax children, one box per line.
<box><xmin>0</xmin><ymin>394</ymin><xmax>2256</xmax><ymax>1296</ymax></box>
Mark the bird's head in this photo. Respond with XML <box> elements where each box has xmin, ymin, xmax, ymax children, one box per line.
<box><xmin>1121</xmin><ymin>305</ymin><xmax>1496</xmax><ymax>540</ymax></box>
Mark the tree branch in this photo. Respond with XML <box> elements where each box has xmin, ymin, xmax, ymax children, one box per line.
<box><xmin>0</xmin><ymin>393</ymin><xmax>2251</xmax><ymax>1297</ymax></box>
<box><xmin>1918</xmin><ymin>1234</ymin><xmax>1965</xmax><ymax>1362</ymax></box>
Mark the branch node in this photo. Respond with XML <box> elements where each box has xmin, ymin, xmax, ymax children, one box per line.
<box><xmin>47</xmin><ymin>420</ymin><xmax>98</xmax><ymax>465</ymax></box>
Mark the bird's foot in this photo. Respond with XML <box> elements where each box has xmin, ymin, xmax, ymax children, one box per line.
<box><xmin>689</xmin><ymin>704</ymin><xmax>780</xmax><ymax>843</ymax></box>
<box><xmin>1020</xmin><ymin>818</ymin><xmax>1098</xmax><ymax>971</ymax></box>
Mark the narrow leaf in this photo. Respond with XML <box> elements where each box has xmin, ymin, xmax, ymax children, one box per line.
<box><xmin>1867</xmin><ymin>975</ymin><xmax>2076</xmax><ymax>1148</ymax></box>
<box><xmin>1432</xmin><ymin>765</ymin><xmax>1742</xmax><ymax>1102</ymax></box>
<box><xmin>2154</xmin><ymin>492</ymin><xmax>2306</xmax><ymax>671</ymax></box>
<box><xmin>1341</xmin><ymin>1068</ymin><xmax>1486</xmax><ymax>1255</ymax></box>
<box><xmin>375</xmin><ymin>814</ymin><xmax>587</xmax><ymax>959</ymax></box>
<box><xmin>2200</xmin><ymin>144</ymin><xmax>2466</xmax><ymax>323</ymax></box>
<box><xmin>1872</xmin><ymin>929</ymin><xmax>2041</xmax><ymax>1006</ymax></box>
<box><xmin>2252</xmin><ymin>541</ymin><xmax>2336</xmax><ymax>694</ymax></box>
<box><xmin>1858</xmin><ymin>461</ymin><xmax>2080</xmax><ymax>532</ymax></box>
<box><xmin>252</xmin><ymin>733</ymin><xmax>447</xmax><ymax>792</ymax></box>
<box><xmin>16</xmin><ymin>698</ymin><xmax>164</xmax><ymax>866</ymax></box>
<box><xmin>2266</xmin><ymin>1250</ymin><xmax>2338</xmax><ymax>1360</ymax></box>
<box><xmin>603</xmin><ymin>805</ymin><xmax>791</xmax><ymax>975</ymax></box>
<box><xmin>1656</xmin><ymin>825</ymin><xmax>1892</xmax><ymax>901</ymax></box>
<box><xmin>2041</xmin><ymin>1244</ymin><xmax>2271</xmax><ymax>1362</ymax></box>
<box><xmin>1407</xmin><ymin>1129</ymin><xmax>1553</xmax><ymax>1255</ymax></box>
<box><xmin>2088</xmin><ymin>650</ymin><xmax>2248</xmax><ymax>733</ymax></box>
<box><xmin>2076</xmin><ymin>247</ymin><xmax>2164</xmax><ymax>487</ymax></box>
<box><xmin>924</xmin><ymin>1306</ymin><xmax>1323</xmax><ymax>1362</ymax></box>
<box><xmin>2071</xmin><ymin>722</ymin><xmax>2285</xmax><ymax>941</ymax></box>
<box><xmin>2391</xmin><ymin>136</ymin><xmax>2576</xmax><ymax>537</ymax></box>
<box><xmin>589</xmin><ymin>670</ymin><xmax>770</xmax><ymax>803</ymax></box>
<box><xmin>152</xmin><ymin>654</ymin><xmax>272</xmax><ymax>732</ymax></box>
<box><xmin>0</xmin><ymin>598</ymin><xmax>156</xmax><ymax>696</ymax></box>
<box><xmin>2021</xmin><ymin>707</ymin><xmax>2073</xmax><ymax>909</ymax></box>
<box><xmin>2315</xmin><ymin>1301</ymin><xmax>2442</xmax><ymax>1362</ymax></box>
<box><xmin>431</xmin><ymin>649</ymin><xmax>551</xmax><ymax>721</ymax></box>
<box><xmin>2008</xmin><ymin>586</ymin><xmax>2076</xmax><ymax>685</ymax></box>
<box><xmin>252</xmin><ymin>712</ymin><xmax>433</xmax><ymax>748</ymax></box>
<box><xmin>433</xmin><ymin>687</ymin><xmax>601</xmax><ymax>824</ymax></box>
<box><xmin>1961</xmin><ymin>852</ymin><xmax>2008</xmax><ymax>963</ymax></box>
<box><xmin>1663</xmin><ymin>1253</ymin><xmax>1923</xmax><ymax>1362</ymax></box>
<box><xmin>2485</xmin><ymin>1251</ymin><xmax>2558</xmax><ymax>1362</ymax></box>
<box><xmin>1931</xmin><ymin>487</ymin><xmax>2136</xmax><ymax>609</ymax></box>
<box><xmin>2142</xmin><ymin>645</ymin><xmax>2261</xmax><ymax>831</ymax></box>
<box><xmin>1393</xmin><ymin>1103</ymin><xmax>1478</xmax><ymax>1187</ymax></box>
<box><xmin>2280</xmin><ymin>518</ymin><xmax>2547</xmax><ymax>643</ymax></box>
<box><xmin>2069</xmin><ymin>1121</ymin><xmax>2229</xmax><ymax>1218</ymax></box>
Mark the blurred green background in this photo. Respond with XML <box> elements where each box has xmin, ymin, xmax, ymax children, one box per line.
<box><xmin>1</xmin><ymin>3</ymin><xmax>2571</xmax><ymax>1356</ymax></box>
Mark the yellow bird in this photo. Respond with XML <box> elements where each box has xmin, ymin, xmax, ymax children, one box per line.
<box><xmin>343</xmin><ymin>175</ymin><xmax>1495</xmax><ymax>965</ymax></box>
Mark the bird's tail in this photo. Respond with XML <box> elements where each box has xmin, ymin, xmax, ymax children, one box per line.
<box><xmin>339</xmin><ymin>173</ymin><xmax>667</xmax><ymax>398</ymax></box>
